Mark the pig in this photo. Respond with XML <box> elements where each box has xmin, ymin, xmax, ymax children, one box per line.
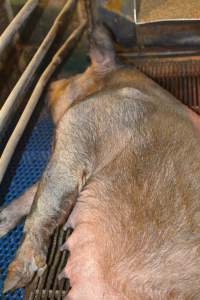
<box><xmin>1</xmin><ymin>25</ymin><xmax>200</xmax><ymax>300</ymax></box>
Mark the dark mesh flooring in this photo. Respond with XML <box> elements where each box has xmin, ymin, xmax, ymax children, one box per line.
<box><xmin>0</xmin><ymin>109</ymin><xmax>54</xmax><ymax>299</ymax></box>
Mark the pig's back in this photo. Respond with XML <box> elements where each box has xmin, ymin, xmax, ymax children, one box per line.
<box><xmin>58</xmin><ymin>80</ymin><xmax>200</xmax><ymax>174</ymax></box>
<box><xmin>59</xmin><ymin>82</ymin><xmax>200</xmax><ymax>299</ymax></box>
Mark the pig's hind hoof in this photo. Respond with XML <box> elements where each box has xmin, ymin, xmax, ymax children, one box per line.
<box><xmin>3</xmin><ymin>235</ymin><xmax>47</xmax><ymax>293</ymax></box>
<box><xmin>3</xmin><ymin>255</ymin><xmax>46</xmax><ymax>293</ymax></box>
<box><xmin>3</xmin><ymin>260</ymin><xmax>36</xmax><ymax>293</ymax></box>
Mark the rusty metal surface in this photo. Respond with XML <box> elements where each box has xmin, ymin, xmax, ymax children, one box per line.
<box><xmin>97</xmin><ymin>0</ymin><xmax>200</xmax><ymax>51</ymax></box>
<box><xmin>124</xmin><ymin>56</ymin><xmax>200</xmax><ymax>78</ymax></box>
<box><xmin>133</xmin><ymin>60</ymin><xmax>200</xmax><ymax>114</ymax></box>
<box><xmin>135</xmin><ymin>0</ymin><xmax>200</xmax><ymax>49</ymax></box>
<box><xmin>24</xmin><ymin>227</ymin><xmax>71</xmax><ymax>300</ymax></box>
<box><xmin>137</xmin><ymin>0</ymin><xmax>200</xmax><ymax>23</ymax></box>
<box><xmin>156</xmin><ymin>76</ymin><xmax>200</xmax><ymax>114</ymax></box>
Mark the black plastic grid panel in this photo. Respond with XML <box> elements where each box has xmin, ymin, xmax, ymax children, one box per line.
<box><xmin>0</xmin><ymin>109</ymin><xmax>54</xmax><ymax>300</ymax></box>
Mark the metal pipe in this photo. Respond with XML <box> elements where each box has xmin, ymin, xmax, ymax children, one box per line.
<box><xmin>0</xmin><ymin>0</ymin><xmax>77</xmax><ymax>134</ymax></box>
<box><xmin>119</xmin><ymin>49</ymin><xmax>200</xmax><ymax>59</ymax></box>
<box><xmin>0</xmin><ymin>21</ymin><xmax>86</xmax><ymax>184</ymax></box>
<box><xmin>0</xmin><ymin>0</ymin><xmax>39</xmax><ymax>56</ymax></box>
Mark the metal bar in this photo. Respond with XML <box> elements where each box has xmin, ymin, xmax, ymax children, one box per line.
<box><xmin>24</xmin><ymin>228</ymin><xmax>71</xmax><ymax>299</ymax></box>
<box><xmin>43</xmin><ymin>228</ymin><xmax>60</xmax><ymax>300</ymax></box>
<box><xmin>0</xmin><ymin>0</ymin><xmax>77</xmax><ymax>135</ymax></box>
<box><xmin>0</xmin><ymin>0</ymin><xmax>39</xmax><ymax>56</ymax></box>
<box><xmin>119</xmin><ymin>49</ymin><xmax>200</xmax><ymax>58</ymax></box>
<box><xmin>0</xmin><ymin>21</ymin><xmax>86</xmax><ymax>184</ymax></box>
<box><xmin>51</xmin><ymin>229</ymin><xmax>70</xmax><ymax>299</ymax></box>
<box><xmin>44</xmin><ymin>229</ymin><xmax>66</xmax><ymax>299</ymax></box>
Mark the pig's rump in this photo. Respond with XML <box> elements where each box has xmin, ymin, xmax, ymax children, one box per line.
<box><xmin>58</xmin><ymin>83</ymin><xmax>200</xmax><ymax>300</ymax></box>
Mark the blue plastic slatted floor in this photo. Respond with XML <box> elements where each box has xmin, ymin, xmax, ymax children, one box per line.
<box><xmin>0</xmin><ymin>108</ymin><xmax>54</xmax><ymax>299</ymax></box>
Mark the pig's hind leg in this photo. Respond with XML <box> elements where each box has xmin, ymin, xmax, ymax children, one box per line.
<box><xmin>3</xmin><ymin>116</ymin><xmax>93</xmax><ymax>293</ymax></box>
<box><xmin>0</xmin><ymin>183</ymin><xmax>37</xmax><ymax>237</ymax></box>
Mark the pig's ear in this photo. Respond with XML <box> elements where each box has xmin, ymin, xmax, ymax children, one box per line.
<box><xmin>89</xmin><ymin>24</ymin><xmax>117</xmax><ymax>70</ymax></box>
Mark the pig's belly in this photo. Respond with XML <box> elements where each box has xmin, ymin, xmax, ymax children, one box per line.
<box><xmin>62</xmin><ymin>188</ymin><xmax>128</xmax><ymax>300</ymax></box>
